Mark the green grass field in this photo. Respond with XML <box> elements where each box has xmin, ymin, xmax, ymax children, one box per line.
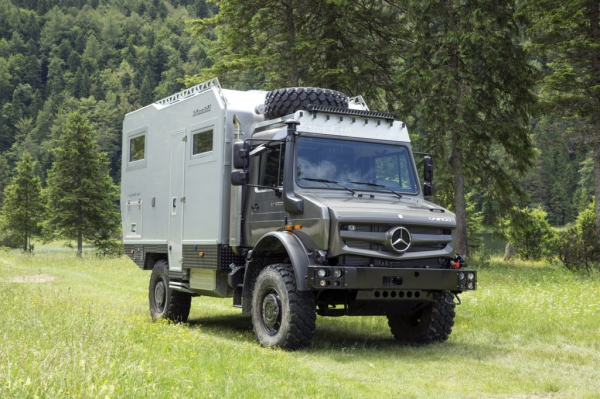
<box><xmin>1</xmin><ymin>247</ymin><xmax>599</xmax><ymax>398</ymax></box>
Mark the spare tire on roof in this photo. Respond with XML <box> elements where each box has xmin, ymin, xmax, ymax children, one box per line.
<box><xmin>264</xmin><ymin>87</ymin><xmax>349</xmax><ymax>119</ymax></box>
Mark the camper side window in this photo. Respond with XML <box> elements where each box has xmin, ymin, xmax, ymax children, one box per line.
<box><xmin>259</xmin><ymin>144</ymin><xmax>285</xmax><ymax>187</ymax></box>
<box><xmin>130</xmin><ymin>135</ymin><xmax>145</xmax><ymax>162</ymax></box>
<box><xmin>192</xmin><ymin>129</ymin><xmax>213</xmax><ymax>155</ymax></box>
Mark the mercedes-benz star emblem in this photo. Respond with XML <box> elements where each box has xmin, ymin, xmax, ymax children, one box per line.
<box><xmin>389</xmin><ymin>227</ymin><xmax>412</xmax><ymax>253</ymax></box>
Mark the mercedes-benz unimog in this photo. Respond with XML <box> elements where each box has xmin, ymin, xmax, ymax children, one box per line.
<box><xmin>121</xmin><ymin>79</ymin><xmax>477</xmax><ymax>349</ymax></box>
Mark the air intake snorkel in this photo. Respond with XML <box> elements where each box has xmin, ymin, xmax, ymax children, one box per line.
<box><xmin>283</xmin><ymin>119</ymin><xmax>304</xmax><ymax>214</ymax></box>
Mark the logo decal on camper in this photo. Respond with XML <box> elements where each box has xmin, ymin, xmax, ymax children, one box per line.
<box><xmin>193</xmin><ymin>105</ymin><xmax>211</xmax><ymax>117</ymax></box>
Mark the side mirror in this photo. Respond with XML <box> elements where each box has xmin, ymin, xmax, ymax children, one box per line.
<box><xmin>423</xmin><ymin>182</ymin><xmax>433</xmax><ymax>197</ymax></box>
<box><xmin>424</xmin><ymin>156</ymin><xmax>433</xmax><ymax>182</ymax></box>
<box><xmin>231</xmin><ymin>170</ymin><xmax>248</xmax><ymax>186</ymax></box>
<box><xmin>233</xmin><ymin>142</ymin><xmax>248</xmax><ymax>169</ymax></box>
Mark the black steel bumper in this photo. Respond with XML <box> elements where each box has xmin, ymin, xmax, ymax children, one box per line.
<box><xmin>307</xmin><ymin>266</ymin><xmax>477</xmax><ymax>292</ymax></box>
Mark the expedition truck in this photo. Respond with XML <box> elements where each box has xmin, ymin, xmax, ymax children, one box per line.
<box><xmin>121</xmin><ymin>78</ymin><xmax>477</xmax><ymax>349</ymax></box>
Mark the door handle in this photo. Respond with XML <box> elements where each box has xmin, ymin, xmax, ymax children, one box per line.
<box><xmin>251</xmin><ymin>204</ymin><xmax>259</xmax><ymax>211</ymax></box>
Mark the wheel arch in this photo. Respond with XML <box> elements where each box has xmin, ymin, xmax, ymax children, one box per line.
<box><xmin>242</xmin><ymin>232</ymin><xmax>313</xmax><ymax>314</ymax></box>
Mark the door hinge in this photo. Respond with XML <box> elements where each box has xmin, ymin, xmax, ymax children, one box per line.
<box><xmin>182</xmin><ymin>136</ymin><xmax>188</xmax><ymax>142</ymax></box>
<box><xmin>180</xmin><ymin>196</ymin><xmax>186</xmax><ymax>203</ymax></box>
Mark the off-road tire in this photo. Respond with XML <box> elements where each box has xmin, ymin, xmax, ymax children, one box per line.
<box><xmin>149</xmin><ymin>260</ymin><xmax>191</xmax><ymax>323</ymax></box>
<box><xmin>264</xmin><ymin>87</ymin><xmax>349</xmax><ymax>119</ymax></box>
<box><xmin>251</xmin><ymin>263</ymin><xmax>316</xmax><ymax>350</ymax></box>
<box><xmin>387</xmin><ymin>291</ymin><xmax>455</xmax><ymax>344</ymax></box>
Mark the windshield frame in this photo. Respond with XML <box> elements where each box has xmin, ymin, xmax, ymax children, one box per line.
<box><xmin>294</xmin><ymin>133</ymin><xmax>421</xmax><ymax>196</ymax></box>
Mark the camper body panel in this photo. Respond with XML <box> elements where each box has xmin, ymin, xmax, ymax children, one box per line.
<box><xmin>121</xmin><ymin>86</ymin><xmax>266</xmax><ymax>272</ymax></box>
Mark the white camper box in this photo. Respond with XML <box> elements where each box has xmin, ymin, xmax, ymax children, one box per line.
<box><xmin>121</xmin><ymin>79</ymin><xmax>266</xmax><ymax>295</ymax></box>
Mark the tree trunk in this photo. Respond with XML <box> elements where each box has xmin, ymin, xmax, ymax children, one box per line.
<box><xmin>447</xmin><ymin>2</ymin><xmax>468</xmax><ymax>256</ymax></box>
<box><xmin>77</xmin><ymin>230</ymin><xmax>82</xmax><ymax>257</ymax></box>
<box><xmin>77</xmin><ymin>199</ymin><xmax>83</xmax><ymax>257</ymax></box>
<box><xmin>451</xmin><ymin>131</ymin><xmax>469</xmax><ymax>257</ymax></box>
<box><xmin>284</xmin><ymin>0</ymin><xmax>299</xmax><ymax>86</ymax></box>
<box><xmin>24</xmin><ymin>180</ymin><xmax>29</xmax><ymax>252</ymax></box>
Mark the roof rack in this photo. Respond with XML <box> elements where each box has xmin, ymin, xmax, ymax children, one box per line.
<box><xmin>154</xmin><ymin>77</ymin><xmax>227</xmax><ymax>108</ymax></box>
<box><xmin>306</xmin><ymin>105</ymin><xmax>396</xmax><ymax>123</ymax></box>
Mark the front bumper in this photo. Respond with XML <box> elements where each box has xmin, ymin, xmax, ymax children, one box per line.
<box><xmin>307</xmin><ymin>266</ymin><xmax>477</xmax><ymax>292</ymax></box>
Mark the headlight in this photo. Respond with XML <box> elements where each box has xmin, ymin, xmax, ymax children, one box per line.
<box><xmin>317</xmin><ymin>269</ymin><xmax>327</xmax><ymax>278</ymax></box>
<box><xmin>459</xmin><ymin>272</ymin><xmax>465</xmax><ymax>281</ymax></box>
<box><xmin>333</xmin><ymin>269</ymin><xmax>342</xmax><ymax>278</ymax></box>
<box><xmin>467</xmin><ymin>272</ymin><xmax>475</xmax><ymax>281</ymax></box>
<box><xmin>467</xmin><ymin>282</ymin><xmax>474</xmax><ymax>290</ymax></box>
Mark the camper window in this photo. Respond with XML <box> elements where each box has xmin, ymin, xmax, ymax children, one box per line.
<box><xmin>192</xmin><ymin>129</ymin><xmax>213</xmax><ymax>155</ymax></box>
<box><xmin>130</xmin><ymin>135</ymin><xmax>145</xmax><ymax>162</ymax></box>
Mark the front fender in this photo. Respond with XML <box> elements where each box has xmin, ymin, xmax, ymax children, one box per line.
<box><xmin>248</xmin><ymin>231</ymin><xmax>314</xmax><ymax>291</ymax></box>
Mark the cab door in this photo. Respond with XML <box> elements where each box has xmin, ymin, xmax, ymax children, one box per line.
<box><xmin>246</xmin><ymin>143</ymin><xmax>286</xmax><ymax>244</ymax></box>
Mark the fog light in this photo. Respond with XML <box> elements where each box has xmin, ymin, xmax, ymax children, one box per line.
<box><xmin>319</xmin><ymin>280</ymin><xmax>328</xmax><ymax>287</ymax></box>
<box><xmin>333</xmin><ymin>269</ymin><xmax>342</xmax><ymax>278</ymax></box>
<box><xmin>467</xmin><ymin>282</ymin><xmax>474</xmax><ymax>290</ymax></box>
<box><xmin>317</xmin><ymin>269</ymin><xmax>327</xmax><ymax>278</ymax></box>
<box><xmin>459</xmin><ymin>272</ymin><xmax>465</xmax><ymax>281</ymax></box>
<box><xmin>348</xmin><ymin>225</ymin><xmax>356</xmax><ymax>231</ymax></box>
<box><xmin>467</xmin><ymin>272</ymin><xmax>475</xmax><ymax>281</ymax></box>
<box><xmin>333</xmin><ymin>281</ymin><xmax>340</xmax><ymax>287</ymax></box>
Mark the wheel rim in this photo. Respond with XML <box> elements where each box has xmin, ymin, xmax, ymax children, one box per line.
<box><xmin>155</xmin><ymin>279</ymin><xmax>166</xmax><ymax>312</ymax></box>
<box><xmin>261</xmin><ymin>290</ymin><xmax>282</xmax><ymax>336</ymax></box>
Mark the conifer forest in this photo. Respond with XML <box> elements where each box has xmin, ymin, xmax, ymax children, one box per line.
<box><xmin>0</xmin><ymin>0</ymin><xmax>599</xmax><ymax>270</ymax></box>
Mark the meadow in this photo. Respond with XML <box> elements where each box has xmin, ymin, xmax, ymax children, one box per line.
<box><xmin>1</xmin><ymin>245</ymin><xmax>599</xmax><ymax>399</ymax></box>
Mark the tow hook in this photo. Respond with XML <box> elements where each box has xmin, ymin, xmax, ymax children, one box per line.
<box><xmin>450</xmin><ymin>254</ymin><xmax>466</xmax><ymax>269</ymax></box>
<box><xmin>445</xmin><ymin>292</ymin><xmax>461</xmax><ymax>306</ymax></box>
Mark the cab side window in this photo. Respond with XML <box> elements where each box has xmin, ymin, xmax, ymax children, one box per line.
<box><xmin>259</xmin><ymin>144</ymin><xmax>285</xmax><ymax>187</ymax></box>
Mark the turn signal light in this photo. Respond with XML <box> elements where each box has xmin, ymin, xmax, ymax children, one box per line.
<box><xmin>284</xmin><ymin>224</ymin><xmax>302</xmax><ymax>232</ymax></box>
<box><xmin>198</xmin><ymin>252</ymin><xmax>204</xmax><ymax>257</ymax></box>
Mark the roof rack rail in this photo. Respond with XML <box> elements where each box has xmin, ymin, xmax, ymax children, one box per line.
<box><xmin>348</xmin><ymin>95</ymin><xmax>370</xmax><ymax>111</ymax></box>
<box><xmin>306</xmin><ymin>105</ymin><xmax>396</xmax><ymax>123</ymax></box>
<box><xmin>154</xmin><ymin>77</ymin><xmax>227</xmax><ymax>108</ymax></box>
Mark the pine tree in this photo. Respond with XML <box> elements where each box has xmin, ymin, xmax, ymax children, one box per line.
<box><xmin>0</xmin><ymin>155</ymin><xmax>12</xmax><ymax>207</ymax></box>
<box><xmin>525</xmin><ymin>0</ymin><xmax>600</xmax><ymax>237</ymax></box>
<box><xmin>187</xmin><ymin>0</ymin><xmax>405</xmax><ymax>106</ymax></box>
<box><xmin>45</xmin><ymin>112</ymin><xmax>119</xmax><ymax>257</ymax></box>
<box><xmin>0</xmin><ymin>151</ymin><xmax>43</xmax><ymax>252</ymax></box>
<box><xmin>396</xmin><ymin>0</ymin><xmax>536</xmax><ymax>256</ymax></box>
<box><xmin>139</xmin><ymin>71</ymin><xmax>155</xmax><ymax>106</ymax></box>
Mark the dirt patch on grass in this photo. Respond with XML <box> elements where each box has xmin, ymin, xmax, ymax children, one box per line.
<box><xmin>3</xmin><ymin>274</ymin><xmax>56</xmax><ymax>283</ymax></box>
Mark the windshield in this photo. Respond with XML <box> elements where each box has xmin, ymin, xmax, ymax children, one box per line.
<box><xmin>296</xmin><ymin>137</ymin><xmax>419</xmax><ymax>194</ymax></box>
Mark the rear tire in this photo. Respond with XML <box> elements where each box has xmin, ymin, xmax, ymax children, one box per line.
<box><xmin>264</xmin><ymin>87</ymin><xmax>349</xmax><ymax>119</ymax></box>
<box><xmin>251</xmin><ymin>264</ymin><xmax>316</xmax><ymax>349</ymax></box>
<box><xmin>149</xmin><ymin>260</ymin><xmax>191</xmax><ymax>323</ymax></box>
<box><xmin>387</xmin><ymin>291</ymin><xmax>455</xmax><ymax>344</ymax></box>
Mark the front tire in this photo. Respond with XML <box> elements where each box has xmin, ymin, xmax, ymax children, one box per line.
<box><xmin>149</xmin><ymin>260</ymin><xmax>191</xmax><ymax>323</ymax></box>
<box><xmin>251</xmin><ymin>264</ymin><xmax>316</xmax><ymax>349</ymax></box>
<box><xmin>387</xmin><ymin>291</ymin><xmax>455</xmax><ymax>344</ymax></box>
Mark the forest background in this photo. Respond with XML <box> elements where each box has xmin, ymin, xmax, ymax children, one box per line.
<box><xmin>0</xmin><ymin>0</ymin><xmax>598</xmax><ymax>270</ymax></box>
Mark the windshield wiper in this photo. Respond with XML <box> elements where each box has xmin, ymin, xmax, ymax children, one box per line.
<box><xmin>350</xmin><ymin>181</ymin><xmax>403</xmax><ymax>198</ymax></box>
<box><xmin>300</xmin><ymin>177</ymin><xmax>356</xmax><ymax>195</ymax></box>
